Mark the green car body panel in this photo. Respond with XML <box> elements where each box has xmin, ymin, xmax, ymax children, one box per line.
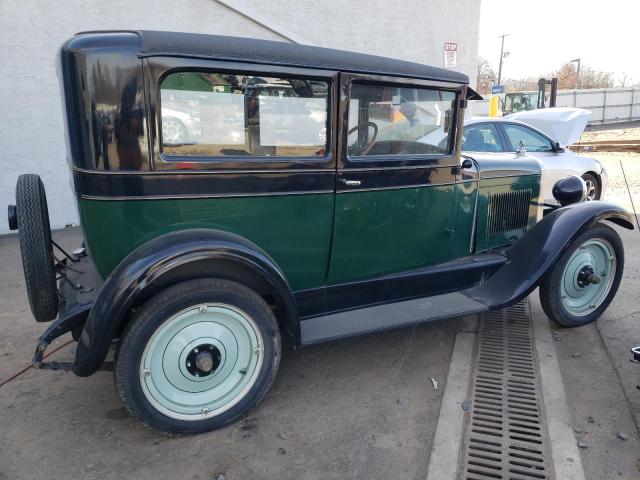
<box><xmin>77</xmin><ymin>194</ymin><xmax>335</xmax><ymax>291</ymax></box>
<box><xmin>78</xmin><ymin>173</ymin><xmax>541</xmax><ymax>292</ymax></box>
<box><xmin>328</xmin><ymin>182</ymin><xmax>474</xmax><ymax>284</ymax></box>
<box><xmin>475</xmin><ymin>175</ymin><xmax>541</xmax><ymax>252</ymax></box>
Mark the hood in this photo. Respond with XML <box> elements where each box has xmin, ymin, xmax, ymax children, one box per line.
<box><xmin>505</xmin><ymin>107</ymin><xmax>591</xmax><ymax>146</ymax></box>
<box><xmin>463</xmin><ymin>153</ymin><xmax>542</xmax><ymax>179</ymax></box>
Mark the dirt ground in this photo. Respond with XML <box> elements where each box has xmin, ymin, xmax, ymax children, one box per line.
<box><xmin>2</xmin><ymin>226</ymin><xmax>640</xmax><ymax>479</ymax></box>
<box><xmin>580</xmin><ymin>122</ymin><xmax>640</xmax><ymax>143</ymax></box>
<box><xmin>574</xmin><ymin>122</ymin><xmax>640</xmax><ymax>221</ymax></box>
<box><xmin>583</xmin><ymin>152</ymin><xmax>640</xmax><ymax>212</ymax></box>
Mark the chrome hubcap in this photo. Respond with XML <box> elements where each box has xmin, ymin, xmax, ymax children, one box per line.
<box><xmin>140</xmin><ymin>304</ymin><xmax>263</xmax><ymax>421</ymax></box>
<box><xmin>560</xmin><ymin>239</ymin><xmax>616</xmax><ymax>316</ymax></box>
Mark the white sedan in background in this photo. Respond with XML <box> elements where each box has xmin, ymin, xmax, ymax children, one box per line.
<box><xmin>460</xmin><ymin>108</ymin><xmax>607</xmax><ymax>203</ymax></box>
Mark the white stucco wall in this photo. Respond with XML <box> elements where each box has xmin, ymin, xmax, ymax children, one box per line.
<box><xmin>0</xmin><ymin>0</ymin><xmax>480</xmax><ymax>233</ymax></box>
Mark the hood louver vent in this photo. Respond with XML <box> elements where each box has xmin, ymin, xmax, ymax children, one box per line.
<box><xmin>486</xmin><ymin>189</ymin><xmax>532</xmax><ymax>238</ymax></box>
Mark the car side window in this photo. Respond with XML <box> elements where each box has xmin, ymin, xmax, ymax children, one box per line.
<box><xmin>347</xmin><ymin>82</ymin><xmax>457</xmax><ymax>158</ymax></box>
<box><xmin>160</xmin><ymin>71</ymin><xmax>329</xmax><ymax>158</ymax></box>
<box><xmin>502</xmin><ymin>124</ymin><xmax>554</xmax><ymax>152</ymax></box>
<box><xmin>462</xmin><ymin>124</ymin><xmax>502</xmax><ymax>152</ymax></box>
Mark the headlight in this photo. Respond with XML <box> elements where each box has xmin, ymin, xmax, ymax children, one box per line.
<box><xmin>552</xmin><ymin>176</ymin><xmax>587</xmax><ymax>206</ymax></box>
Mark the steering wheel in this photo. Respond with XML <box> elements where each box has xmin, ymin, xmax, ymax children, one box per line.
<box><xmin>348</xmin><ymin>121</ymin><xmax>378</xmax><ymax>156</ymax></box>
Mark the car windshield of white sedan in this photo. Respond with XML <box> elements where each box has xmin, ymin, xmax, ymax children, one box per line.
<box><xmin>347</xmin><ymin>82</ymin><xmax>456</xmax><ymax>157</ymax></box>
<box><xmin>160</xmin><ymin>72</ymin><xmax>329</xmax><ymax>157</ymax></box>
<box><xmin>503</xmin><ymin>124</ymin><xmax>554</xmax><ymax>152</ymax></box>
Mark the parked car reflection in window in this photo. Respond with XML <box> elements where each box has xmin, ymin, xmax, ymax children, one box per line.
<box><xmin>160</xmin><ymin>72</ymin><xmax>329</xmax><ymax>158</ymax></box>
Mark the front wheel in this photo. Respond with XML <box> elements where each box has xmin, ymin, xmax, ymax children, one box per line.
<box><xmin>582</xmin><ymin>173</ymin><xmax>601</xmax><ymax>201</ymax></box>
<box><xmin>114</xmin><ymin>278</ymin><xmax>281</xmax><ymax>434</ymax></box>
<box><xmin>539</xmin><ymin>223</ymin><xmax>624</xmax><ymax>327</ymax></box>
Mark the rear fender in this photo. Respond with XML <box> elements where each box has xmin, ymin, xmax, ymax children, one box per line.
<box><xmin>466</xmin><ymin>201</ymin><xmax>634</xmax><ymax>308</ymax></box>
<box><xmin>73</xmin><ymin>229</ymin><xmax>298</xmax><ymax>377</ymax></box>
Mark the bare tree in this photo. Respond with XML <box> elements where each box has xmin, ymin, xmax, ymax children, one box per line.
<box><xmin>551</xmin><ymin>63</ymin><xmax>577</xmax><ymax>89</ymax></box>
<box><xmin>617</xmin><ymin>72</ymin><xmax>630</xmax><ymax>88</ymax></box>
<box><xmin>505</xmin><ymin>78</ymin><xmax>540</xmax><ymax>93</ymax></box>
<box><xmin>579</xmin><ymin>67</ymin><xmax>614</xmax><ymax>89</ymax></box>
<box><xmin>476</xmin><ymin>57</ymin><xmax>497</xmax><ymax>95</ymax></box>
<box><xmin>550</xmin><ymin>62</ymin><xmax>613</xmax><ymax>89</ymax></box>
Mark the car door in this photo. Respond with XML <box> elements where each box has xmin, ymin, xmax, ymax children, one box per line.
<box><xmin>327</xmin><ymin>74</ymin><xmax>471</xmax><ymax>285</ymax></box>
<box><xmin>142</xmin><ymin>59</ymin><xmax>338</xmax><ymax>293</ymax></box>
<box><xmin>498</xmin><ymin>122</ymin><xmax>575</xmax><ymax>203</ymax></box>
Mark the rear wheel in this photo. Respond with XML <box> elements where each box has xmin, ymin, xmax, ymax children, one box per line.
<box><xmin>539</xmin><ymin>223</ymin><xmax>623</xmax><ymax>327</ymax></box>
<box><xmin>15</xmin><ymin>174</ymin><xmax>58</xmax><ymax>322</ymax></box>
<box><xmin>114</xmin><ymin>278</ymin><xmax>281</xmax><ymax>434</ymax></box>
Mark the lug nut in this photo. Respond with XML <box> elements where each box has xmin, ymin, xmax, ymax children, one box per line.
<box><xmin>199</xmin><ymin>306</ymin><xmax>207</xmax><ymax>313</ymax></box>
<box><xmin>143</xmin><ymin>369</ymin><xmax>151</xmax><ymax>377</ymax></box>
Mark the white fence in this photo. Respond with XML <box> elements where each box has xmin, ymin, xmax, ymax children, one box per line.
<box><xmin>468</xmin><ymin>87</ymin><xmax>640</xmax><ymax>125</ymax></box>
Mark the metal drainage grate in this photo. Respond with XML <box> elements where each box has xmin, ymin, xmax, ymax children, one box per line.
<box><xmin>461</xmin><ymin>300</ymin><xmax>553</xmax><ymax>480</ymax></box>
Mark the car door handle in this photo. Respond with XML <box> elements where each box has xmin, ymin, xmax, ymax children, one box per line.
<box><xmin>339</xmin><ymin>178</ymin><xmax>362</xmax><ymax>187</ymax></box>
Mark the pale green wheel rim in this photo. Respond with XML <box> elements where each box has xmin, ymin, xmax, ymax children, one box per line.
<box><xmin>560</xmin><ymin>239</ymin><xmax>616</xmax><ymax>317</ymax></box>
<box><xmin>140</xmin><ymin>304</ymin><xmax>264</xmax><ymax>421</ymax></box>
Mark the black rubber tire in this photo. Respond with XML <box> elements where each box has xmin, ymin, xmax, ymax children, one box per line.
<box><xmin>581</xmin><ymin>173</ymin><xmax>601</xmax><ymax>201</ymax></box>
<box><xmin>15</xmin><ymin>174</ymin><xmax>58</xmax><ymax>322</ymax></box>
<box><xmin>539</xmin><ymin>223</ymin><xmax>623</xmax><ymax>327</ymax></box>
<box><xmin>114</xmin><ymin>278</ymin><xmax>281</xmax><ymax>435</ymax></box>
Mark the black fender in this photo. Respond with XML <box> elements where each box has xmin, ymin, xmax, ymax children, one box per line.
<box><xmin>466</xmin><ymin>201</ymin><xmax>634</xmax><ymax>309</ymax></box>
<box><xmin>73</xmin><ymin>229</ymin><xmax>298</xmax><ymax>377</ymax></box>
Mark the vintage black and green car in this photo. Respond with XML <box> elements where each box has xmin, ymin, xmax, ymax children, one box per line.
<box><xmin>7</xmin><ymin>31</ymin><xmax>634</xmax><ymax>434</ymax></box>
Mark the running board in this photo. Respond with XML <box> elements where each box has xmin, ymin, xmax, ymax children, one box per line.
<box><xmin>300</xmin><ymin>292</ymin><xmax>488</xmax><ymax>345</ymax></box>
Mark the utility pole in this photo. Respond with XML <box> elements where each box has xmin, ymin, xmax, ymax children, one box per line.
<box><xmin>570</xmin><ymin>58</ymin><xmax>581</xmax><ymax>89</ymax></box>
<box><xmin>497</xmin><ymin>34</ymin><xmax>510</xmax><ymax>86</ymax></box>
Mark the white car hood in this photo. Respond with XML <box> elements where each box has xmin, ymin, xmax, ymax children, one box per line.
<box><xmin>505</xmin><ymin>107</ymin><xmax>591</xmax><ymax>146</ymax></box>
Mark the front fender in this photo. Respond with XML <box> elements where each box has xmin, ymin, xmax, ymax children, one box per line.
<box><xmin>466</xmin><ymin>201</ymin><xmax>634</xmax><ymax>309</ymax></box>
<box><xmin>73</xmin><ymin>229</ymin><xmax>298</xmax><ymax>377</ymax></box>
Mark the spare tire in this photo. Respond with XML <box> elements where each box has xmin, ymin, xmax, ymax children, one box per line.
<box><xmin>15</xmin><ymin>174</ymin><xmax>58</xmax><ymax>322</ymax></box>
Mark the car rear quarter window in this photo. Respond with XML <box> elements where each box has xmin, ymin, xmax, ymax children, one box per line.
<box><xmin>503</xmin><ymin>124</ymin><xmax>553</xmax><ymax>152</ymax></box>
<box><xmin>347</xmin><ymin>82</ymin><xmax>457</xmax><ymax>158</ymax></box>
<box><xmin>159</xmin><ymin>71</ymin><xmax>329</xmax><ymax>158</ymax></box>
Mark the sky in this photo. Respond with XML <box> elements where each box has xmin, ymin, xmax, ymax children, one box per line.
<box><xmin>478</xmin><ymin>0</ymin><xmax>640</xmax><ymax>86</ymax></box>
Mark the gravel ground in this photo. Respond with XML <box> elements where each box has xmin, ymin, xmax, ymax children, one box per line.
<box><xmin>580</xmin><ymin>152</ymin><xmax>640</xmax><ymax>214</ymax></box>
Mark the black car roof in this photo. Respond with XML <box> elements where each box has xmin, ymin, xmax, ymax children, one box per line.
<box><xmin>133</xmin><ymin>30</ymin><xmax>469</xmax><ymax>84</ymax></box>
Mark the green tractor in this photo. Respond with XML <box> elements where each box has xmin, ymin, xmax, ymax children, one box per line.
<box><xmin>502</xmin><ymin>77</ymin><xmax>558</xmax><ymax>115</ymax></box>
